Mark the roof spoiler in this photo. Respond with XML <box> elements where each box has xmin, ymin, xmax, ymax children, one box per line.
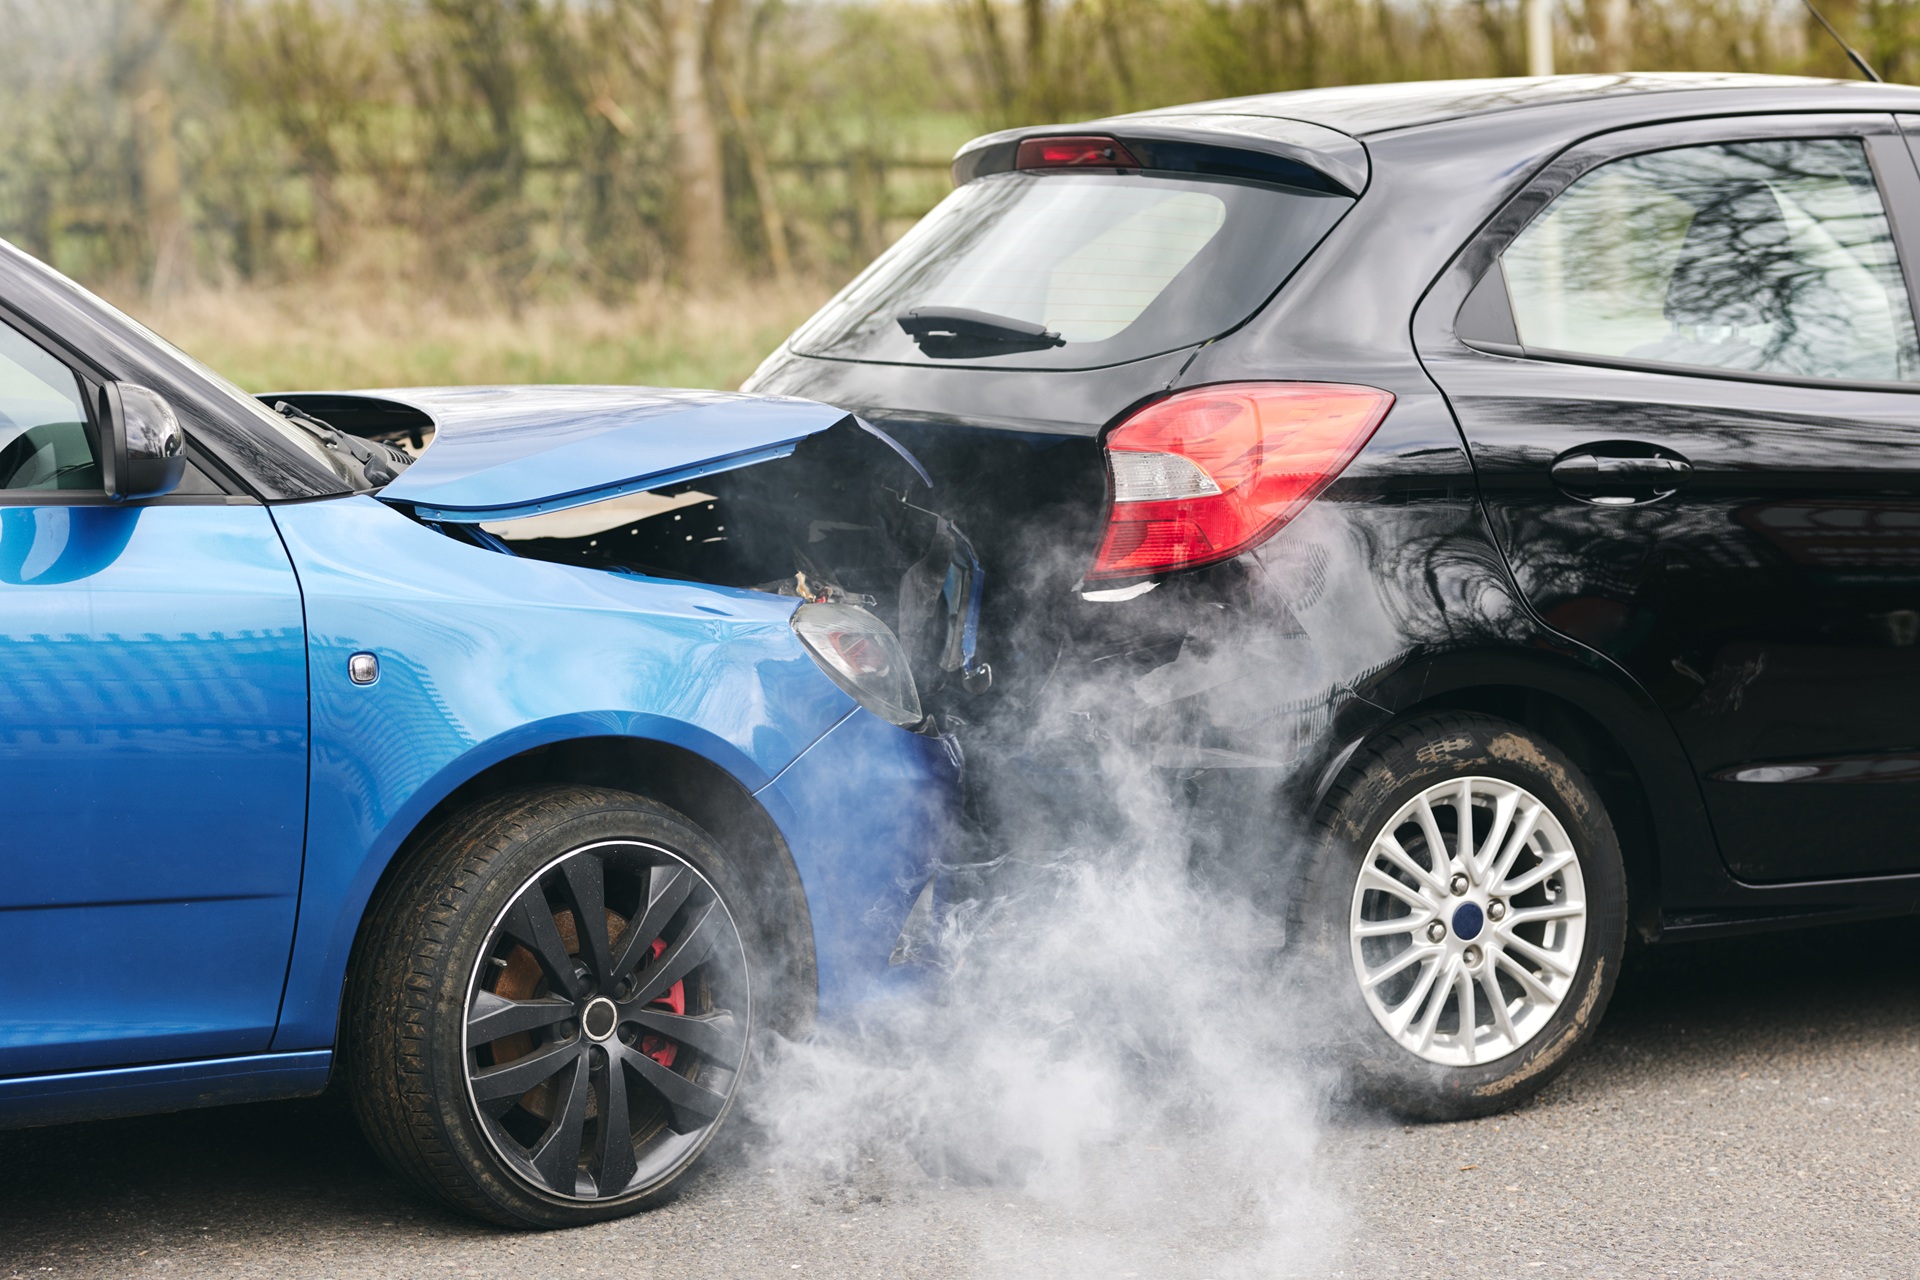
<box><xmin>951</xmin><ymin>113</ymin><xmax>1369</xmax><ymax>197</ymax></box>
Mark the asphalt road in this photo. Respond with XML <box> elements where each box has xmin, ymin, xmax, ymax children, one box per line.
<box><xmin>5</xmin><ymin>917</ymin><xmax>1918</xmax><ymax>1280</ymax></box>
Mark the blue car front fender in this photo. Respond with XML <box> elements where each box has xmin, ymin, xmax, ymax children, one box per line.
<box><xmin>266</xmin><ymin>495</ymin><xmax>859</xmax><ymax>1049</ymax></box>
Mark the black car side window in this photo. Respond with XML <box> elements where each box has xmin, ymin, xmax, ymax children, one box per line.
<box><xmin>1496</xmin><ymin>138</ymin><xmax>1920</xmax><ymax>384</ymax></box>
<box><xmin>0</xmin><ymin>319</ymin><xmax>100</xmax><ymax>492</ymax></box>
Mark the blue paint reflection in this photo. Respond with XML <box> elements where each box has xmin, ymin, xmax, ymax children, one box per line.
<box><xmin>0</xmin><ymin>506</ymin><xmax>140</xmax><ymax>585</ymax></box>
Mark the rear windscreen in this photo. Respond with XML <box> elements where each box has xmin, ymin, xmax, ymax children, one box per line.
<box><xmin>788</xmin><ymin>170</ymin><xmax>1354</xmax><ymax>371</ymax></box>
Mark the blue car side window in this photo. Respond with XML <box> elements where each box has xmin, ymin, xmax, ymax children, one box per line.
<box><xmin>0</xmin><ymin>321</ymin><xmax>100</xmax><ymax>492</ymax></box>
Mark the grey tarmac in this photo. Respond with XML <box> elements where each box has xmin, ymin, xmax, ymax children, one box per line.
<box><xmin>4</xmin><ymin>918</ymin><xmax>1916</xmax><ymax>1280</ymax></box>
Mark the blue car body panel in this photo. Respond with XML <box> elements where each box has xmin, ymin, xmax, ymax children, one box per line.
<box><xmin>0</xmin><ymin>379</ymin><xmax>963</xmax><ymax>1125</ymax></box>
<box><xmin>0</xmin><ymin>504</ymin><xmax>309</xmax><ymax>1077</ymax></box>
<box><xmin>265</xmin><ymin>494</ymin><xmax>956</xmax><ymax>1050</ymax></box>
<box><xmin>369</xmin><ymin>386</ymin><xmax>849</xmax><ymax>520</ymax></box>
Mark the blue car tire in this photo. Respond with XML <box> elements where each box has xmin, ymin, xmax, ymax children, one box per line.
<box><xmin>345</xmin><ymin>786</ymin><xmax>755</xmax><ymax>1227</ymax></box>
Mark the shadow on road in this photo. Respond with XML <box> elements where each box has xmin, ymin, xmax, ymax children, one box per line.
<box><xmin>0</xmin><ymin>1091</ymin><xmax>493</xmax><ymax>1260</ymax></box>
<box><xmin>2</xmin><ymin>915</ymin><xmax>1916</xmax><ymax>1267</ymax></box>
<box><xmin>1593</xmin><ymin>913</ymin><xmax>1920</xmax><ymax>1061</ymax></box>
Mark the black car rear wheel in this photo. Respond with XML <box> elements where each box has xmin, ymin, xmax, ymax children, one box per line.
<box><xmin>1294</xmin><ymin>714</ymin><xmax>1627</xmax><ymax>1121</ymax></box>
<box><xmin>345</xmin><ymin>786</ymin><xmax>753</xmax><ymax>1227</ymax></box>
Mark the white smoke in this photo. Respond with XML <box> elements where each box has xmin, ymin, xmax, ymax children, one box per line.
<box><xmin>747</xmin><ymin>710</ymin><xmax>1343</xmax><ymax>1277</ymax></box>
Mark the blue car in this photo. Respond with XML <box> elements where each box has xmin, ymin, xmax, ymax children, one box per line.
<box><xmin>0</xmin><ymin>239</ymin><xmax>972</xmax><ymax>1226</ymax></box>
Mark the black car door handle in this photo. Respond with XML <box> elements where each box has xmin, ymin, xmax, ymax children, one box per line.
<box><xmin>1550</xmin><ymin>447</ymin><xmax>1693</xmax><ymax>505</ymax></box>
<box><xmin>1549</xmin><ymin>453</ymin><xmax>1693</xmax><ymax>483</ymax></box>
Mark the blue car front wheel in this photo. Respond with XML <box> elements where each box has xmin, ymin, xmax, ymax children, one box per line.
<box><xmin>346</xmin><ymin>786</ymin><xmax>755</xmax><ymax>1228</ymax></box>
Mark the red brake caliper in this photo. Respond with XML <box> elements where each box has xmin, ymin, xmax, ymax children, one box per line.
<box><xmin>635</xmin><ymin>937</ymin><xmax>686</xmax><ymax>1067</ymax></box>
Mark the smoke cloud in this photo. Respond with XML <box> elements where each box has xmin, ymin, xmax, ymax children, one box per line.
<box><xmin>746</xmin><ymin>564</ymin><xmax>1347</xmax><ymax>1277</ymax></box>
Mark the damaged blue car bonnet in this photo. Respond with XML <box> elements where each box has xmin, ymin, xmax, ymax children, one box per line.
<box><xmin>361</xmin><ymin>385</ymin><xmax>927</xmax><ymax>521</ymax></box>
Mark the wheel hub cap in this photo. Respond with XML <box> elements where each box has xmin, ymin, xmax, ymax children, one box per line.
<box><xmin>581</xmin><ymin>996</ymin><xmax>619</xmax><ymax>1042</ymax></box>
<box><xmin>1348</xmin><ymin>775</ymin><xmax>1588</xmax><ymax>1068</ymax></box>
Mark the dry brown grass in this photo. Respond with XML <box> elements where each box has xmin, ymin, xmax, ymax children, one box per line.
<box><xmin>119</xmin><ymin>277</ymin><xmax>834</xmax><ymax>394</ymax></box>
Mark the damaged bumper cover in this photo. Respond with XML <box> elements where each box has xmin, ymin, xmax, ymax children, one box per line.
<box><xmin>755</xmin><ymin>706</ymin><xmax>964</xmax><ymax>1015</ymax></box>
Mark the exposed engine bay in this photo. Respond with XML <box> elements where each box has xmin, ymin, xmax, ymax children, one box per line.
<box><xmin>405</xmin><ymin>416</ymin><xmax>988</xmax><ymax>721</ymax></box>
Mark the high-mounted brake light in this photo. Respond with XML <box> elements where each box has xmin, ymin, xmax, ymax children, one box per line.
<box><xmin>1015</xmin><ymin>135</ymin><xmax>1142</xmax><ymax>171</ymax></box>
<box><xmin>1087</xmin><ymin>382</ymin><xmax>1394</xmax><ymax>582</ymax></box>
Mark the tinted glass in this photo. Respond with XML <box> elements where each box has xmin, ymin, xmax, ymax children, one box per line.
<box><xmin>0</xmin><ymin>320</ymin><xmax>99</xmax><ymax>491</ymax></box>
<box><xmin>790</xmin><ymin>171</ymin><xmax>1352</xmax><ymax>370</ymax></box>
<box><xmin>1503</xmin><ymin>138</ymin><xmax>1920</xmax><ymax>383</ymax></box>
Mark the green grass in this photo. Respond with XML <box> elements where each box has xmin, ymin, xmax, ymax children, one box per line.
<box><xmin>121</xmin><ymin>280</ymin><xmax>834</xmax><ymax>393</ymax></box>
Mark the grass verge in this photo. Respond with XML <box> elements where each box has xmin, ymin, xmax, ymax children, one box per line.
<box><xmin>118</xmin><ymin>280</ymin><xmax>834</xmax><ymax>393</ymax></box>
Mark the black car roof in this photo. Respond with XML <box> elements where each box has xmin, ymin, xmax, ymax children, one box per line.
<box><xmin>952</xmin><ymin>73</ymin><xmax>1920</xmax><ymax>196</ymax></box>
<box><xmin>1108</xmin><ymin>73</ymin><xmax>1901</xmax><ymax>137</ymax></box>
<box><xmin>962</xmin><ymin>74</ymin><xmax>1920</xmax><ymax>153</ymax></box>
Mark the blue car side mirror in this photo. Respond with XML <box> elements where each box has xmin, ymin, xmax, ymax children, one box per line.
<box><xmin>99</xmin><ymin>382</ymin><xmax>186</xmax><ymax>501</ymax></box>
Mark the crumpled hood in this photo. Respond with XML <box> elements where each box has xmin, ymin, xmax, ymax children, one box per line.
<box><xmin>359</xmin><ymin>385</ymin><xmax>859</xmax><ymax>521</ymax></box>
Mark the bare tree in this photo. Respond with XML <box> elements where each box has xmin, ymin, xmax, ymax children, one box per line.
<box><xmin>109</xmin><ymin>0</ymin><xmax>191</xmax><ymax>299</ymax></box>
<box><xmin>665</xmin><ymin>0</ymin><xmax>729</xmax><ymax>287</ymax></box>
<box><xmin>711</xmin><ymin>0</ymin><xmax>790</xmax><ymax>284</ymax></box>
<box><xmin>1592</xmin><ymin>0</ymin><xmax>1631</xmax><ymax>72</ymax></box>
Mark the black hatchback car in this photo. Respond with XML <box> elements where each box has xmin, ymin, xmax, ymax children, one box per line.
<box><xmin>747</xmin><ymin>73</ymin><xmax>1920</xmax><ymax>1117</ymax></box>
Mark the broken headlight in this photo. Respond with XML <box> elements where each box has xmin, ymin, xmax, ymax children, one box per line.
<box><xmin>791</xmin><ymin>602</ymin><xmax>924</xmax><ymax>729</ymax></box>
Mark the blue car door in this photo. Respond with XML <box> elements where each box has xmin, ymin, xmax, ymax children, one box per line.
<box><xmin>0</xmin><ymin>316</ymin><xmax>308</xmax><ymax>1076</ymax></box>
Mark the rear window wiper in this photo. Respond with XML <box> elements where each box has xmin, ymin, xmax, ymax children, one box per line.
<box><xmin>896</xmin><ymin>306</ymin><xmax>1065</xmax><ymax>358</ymax></box>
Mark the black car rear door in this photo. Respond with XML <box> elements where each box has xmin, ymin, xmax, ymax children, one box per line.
<box><xmin>1417</xmin><ymin>112</ymin><xmax>1920</xmax><ymax>884</ymax></box>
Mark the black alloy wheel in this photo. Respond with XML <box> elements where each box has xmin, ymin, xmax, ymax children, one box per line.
<box><xmin>347</xmin><ymin>786</ymin><xmax>755</xmax><ymax>1227</ymax></box>
<box><xmin>465</xmin><ymin>840</ymin><xmax>749</xmax><ymax>1201</ymax></box>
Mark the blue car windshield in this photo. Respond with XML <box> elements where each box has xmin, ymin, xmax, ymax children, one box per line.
<box><xmin>788</xmin><ymin>170</ymin><xmax>1352</xmax><ymax>370</ymax></box>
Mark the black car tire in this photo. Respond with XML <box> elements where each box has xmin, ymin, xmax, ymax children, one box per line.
<box><xmin>1293</xmin><ymin>714</ymin><xmax>1627</xmax><ymax>1121</ymax></box>
<box><xmin>344</xmin><ymin>785</ymin><xmax>760</xmax><ymax>1228</ymax></box>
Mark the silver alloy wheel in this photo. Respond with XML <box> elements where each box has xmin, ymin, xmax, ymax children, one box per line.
<box><xmin>1348</xmin><ymin>776</ymin><xmax>1587</xmax><ymax>1067</ymax></box>
<box><xmin>463</xmin><ymin>840</ymin><xmax>751</xmax><ymax>1201</ymax></box>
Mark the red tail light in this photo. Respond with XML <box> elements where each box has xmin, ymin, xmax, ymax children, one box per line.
<box><xmin>1087</xmin><ymin>382</ymin><xmax>1394</xmax><ymax>582</ymax></box>
<box><xmin>1016</xmin><ymin>135</ymin><xmax>1142</xmax><ymax>170</ymax></box>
